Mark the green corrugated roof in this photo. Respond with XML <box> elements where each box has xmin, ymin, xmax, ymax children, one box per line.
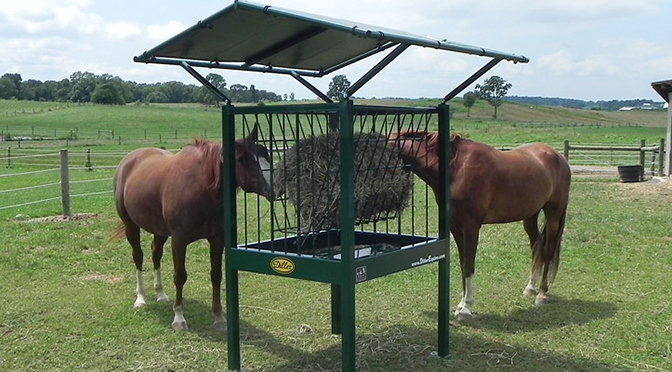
<box><xmin>134</xmin><ymin>0</ymin><xmax>528</xmax><ymax>77</ymax></box>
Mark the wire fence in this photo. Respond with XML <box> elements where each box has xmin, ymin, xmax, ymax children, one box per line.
<box><xmin>0</xmin><ymin>139</ymin><xmax>666</xmax><ymax>218</ymax></box>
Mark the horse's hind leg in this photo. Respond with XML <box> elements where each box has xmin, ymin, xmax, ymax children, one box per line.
<box><xmin>535</xmin><ymin>207</ymin><xmax>566</xmax><ymax>306</ymax></box>
<box><xmin>522</xmin><ymin>213</ymin><xmax>540</xmax><ymax>297</ymax></box>
<box><xmin>151</xmin><ymin>234</ymin><xmax>169</xmax><ymax>303</ymax></box>
<box><xmin>170</xmin><ymin>236</ymin><xmax>189</xmax><ymax>331</ymax></box>
<box><xmin>124</xmin><ymin>223</ymin><xmax>147</xmax><ymax>308</ymax></box>
<box><xmin>208</xmin><ymin>235</ymin><xmax>226</xmax><ymax>331</ymax></box>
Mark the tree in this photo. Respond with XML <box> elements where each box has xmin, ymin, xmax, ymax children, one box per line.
<box><xmin>475</xmin><ymin>75</ymin><xmax>512</xmax><ymax>119</ymax></box>
<box><xmin>327</xmin><ymin>74</ymin><xmax>350</xmax><ymax>101</ymax></box>
<box><xmin>462</xmin><ymin>91</ymin><xmax>477</xmax><ymax>117</ymax></box>
<box><xmin>91</xmin><ymin>83</ymin><xmax>124</xmax><ymax>105</ymax></box>
<box><xmin>195</xmin><ymin>73</ymin><xmax>227</xmax><ymax>106</ymax></box>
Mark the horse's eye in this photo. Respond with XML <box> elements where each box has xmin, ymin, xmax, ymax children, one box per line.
<box><xmin>236</xmin><ymin>156</ymin><xmax>244</xmax><ymax>163</ymax></box>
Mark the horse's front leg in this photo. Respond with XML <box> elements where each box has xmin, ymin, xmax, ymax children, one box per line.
<box><xmin>171</xmin><ymin>237</ymin><xmax>189</xmax><ymax>331</ymax></box>
<box><xmin>151</xmin><ymin>235</ymin><xmax>170</xmax><ymax>303</ymax></box>
<box><xmin>453</xmin><ymin>225</ymin><xmax>479</xmax><ymax>322</ymax></box>
<box><xmin>208</xmin><ymin>235</ymin><xmax>226</xmax><ymax>332</ymax></box>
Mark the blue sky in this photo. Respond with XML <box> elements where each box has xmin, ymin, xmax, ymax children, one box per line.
<box><xmin>1</xmin><ymin>0</ymin><xmax>670</xmax><ymax>102</ymax></box>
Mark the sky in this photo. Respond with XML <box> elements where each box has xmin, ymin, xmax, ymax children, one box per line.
<box><xmin>1</xmin><ymin>0</ymin><xmax>670</xmax><ymax>102</ymax></box>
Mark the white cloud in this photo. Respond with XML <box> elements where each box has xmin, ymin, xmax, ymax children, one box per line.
<box><xmin>105</xmin><ymin>22</ymin><xmax>141</xmax><ymax>40</ymax></box>
<box><xmin>147</xmin><ymin>21</ymin><xmax>186</xmax><ymax>41</ymax></box>
<box><xmin>537</xmin><ymin>51</ymin><xmax>619</xmax><ymax>77</ymax></box>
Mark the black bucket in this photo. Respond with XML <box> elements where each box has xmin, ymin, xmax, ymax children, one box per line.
<box><xmin>617</xmin><ymin>165</ymin><xmax>643</xmax><ymax>183</ymax></box>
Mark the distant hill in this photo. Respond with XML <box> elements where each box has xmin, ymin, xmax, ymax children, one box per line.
<box><xmin>502</xmin><ymin>96</ymin><xmax>665</xmax><ymax>111</ymax></box>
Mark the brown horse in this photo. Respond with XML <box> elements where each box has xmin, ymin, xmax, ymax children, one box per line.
<box><xmin>390</xmin><ymin>130</ymin><xmax>571</xmax><ymax>321</ymax></box>
<box><xmin>113</xmin><ymin>126</ymin><xmax>274</xmax><ymax>331</ymax></box>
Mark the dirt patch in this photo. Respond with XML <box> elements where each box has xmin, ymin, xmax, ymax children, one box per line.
<box><xmin>17</xmin><ymin>213</ymin><xmax>98</xmax><ymax>223</ymax></box>
<box><xmin>614</xmin><ymin>177</ymin><xmax>672</xmax><ymax>197</ymax></box>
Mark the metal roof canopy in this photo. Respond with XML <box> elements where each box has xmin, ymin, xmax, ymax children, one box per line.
<box><xmin>652</xmin><ymin>80</ymin><xmax>672</xmax><ymax>103</ymax></box>
<box><xmin>134</xmin><ymin>0</ymin><xmax>529</xmax><ymax>104</ymax></box>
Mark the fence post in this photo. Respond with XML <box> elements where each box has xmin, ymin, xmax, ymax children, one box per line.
<box><xmin>639</xmin><ymin>139</ymin><xmax>646</xmax><ymax>167</ymax></box>
<box><xmin>6</xmin><ymin>147</ymin><xmax>11</xmax><ymax>168</ymax></box>
<box><xmin>563</xmin><ymin>140</ymin><xmax>569</xmax><ymax>160</ymax></box>
<box><xmin>85</xmin><ymin>148</ymin><xmax>93</xmax><ymax>171</ymax></box>
<box><xmin>660</xmin><ymin>138</ymin><xmax>665</xmax><ymax>177</ymax></box>
<box><xmin>60</xmin><ymin>149</ymin><xmax>71</xmax><ymax>216</ymax></box>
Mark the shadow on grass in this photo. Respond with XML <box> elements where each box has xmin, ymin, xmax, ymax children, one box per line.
<box><xmin>219</xmin><ymin>324</ymin><xmax>616</xmax><ymax>372</ymax></box>
<box><xmin>463</xmin><ymin>295</ymin><xmax>618</xmax><ymax>333</ymax></box>
<box><xmin>141</xmin><ymin>297</ymin><xmax>618</xmax><ymax>371</ymax></box>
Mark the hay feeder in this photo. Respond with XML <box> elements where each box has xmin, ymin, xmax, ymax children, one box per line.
<box><xmin>134</xmin><ymin>1</ymin><xmax>528</xmax><ymax>370</ymax></box>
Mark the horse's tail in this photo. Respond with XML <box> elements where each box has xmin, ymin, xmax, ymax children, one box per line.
<box><xmin>531</xmin><ymin>205</ymin><xmax>567</xmax><ymax>285</ymax></box>
<box><xmin>110</xmin><ymin>224</ymin><xmax>126</xmax><ymax>242</ymax></box>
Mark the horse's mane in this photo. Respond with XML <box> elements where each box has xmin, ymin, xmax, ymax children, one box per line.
<box><xmin>189</xmin><ymin>138</ymin><xmax>223</xmax><ymax>193</ymax></box>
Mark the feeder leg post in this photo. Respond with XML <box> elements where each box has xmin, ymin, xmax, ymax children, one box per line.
<box><xmin>337</xmin><ymin>99</ymin><xmax>357</xmax><ymax>372</ymax></box>
<box><xmin>222</xmin><ymin>103</ymin><xmax>241</xmax><ymax>371</ymax></box>
<box><xmin>226</xmin><ymin>269</ymin><xmax>241</xmax><ymax>371</ymax></box>
<box><xmin>340</xmin><ymin>282</ymin><xmax>356</xmax><ymax>372</ymax></box>
<box><xmin>330</xmin><ymin>284</ymin><xmax>342</xmax><ymax>334</ymax></box>
<box><xmin>437</xmin><ymin>103</ymin><xmax>451</xmax><ymax>358</ymax></box>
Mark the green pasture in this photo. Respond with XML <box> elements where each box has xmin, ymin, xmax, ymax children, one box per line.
<box><xmin>0</xmin><ymin>99</ymin><xmax>671</xmax><ymax>371</ymax></box>
<box><xmin>1</xmin><ymin>177</ymin><xmax>671</xmax><ymax>371</ymax></box>
<box><xmin>0</xmin><ymin>99</ymin><xmax>667</xmax><ymax>152</ymax></box>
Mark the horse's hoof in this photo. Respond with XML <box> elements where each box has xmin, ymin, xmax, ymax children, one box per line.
<box><xmin>455</xmin><ymin>312</ymin><xmax>472</xmax><ymax>322</ymax></box>
<box><xmin>534</xmin><ymin>296</ymin><xmax>548</xmax><ymax>306</ymax></box>
<box><xmin>133</xmin><ymin>300</ymin><xmax>146</xmax><ymax>308</ymax></box>
<box><xmin>523</xmin><ymin>288</ymin><xmax>537</xmax><ymax>297</ymax></box>
<box><xmin>212</xmin><ymin>321</ymin><xmax>227</xmax><ymax>332</ymax></box>
<box><xmin>454</xmin><ymin>310</ymin><xmax>472</xmax><ymax>322</ymax></box>
<box><xmin>156</xmin><ymin>293</ymin><xmax>169</xmax><ymax>302</ymax></box>
<box><xmin>171</xmin><ymin>322</ymin><xmax>189</xmax><ymax>331</ymax></box>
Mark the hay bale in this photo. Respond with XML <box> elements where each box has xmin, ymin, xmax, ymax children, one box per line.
<box><xmin>275</xmin><ymin>131</ymin><xmax>413</xmax><ymax>232</ymax></box>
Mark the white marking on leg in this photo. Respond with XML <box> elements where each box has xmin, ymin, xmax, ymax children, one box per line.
<box><xmin>154</xmin><ymin>269</ymin><xmax>169</xmax><ymax>302</ymax></box>
<box><xmin>172</xmin><ymin>306</ymin><xmax>188</xmax><ymax>331</ymax></box>
<box><xmin>523</xmin><ymin>275</ymin><xmax>537</xmax><ymax>297</ymax></box>
<box><xmin>134</xmin><ymin>269</ymin><xmax>147</xmax><ymax>308</ymax></box>
<box><xmin>455</xmin><ymin>276</ymin><xmax>474</xmax><ymax>321</ymax></box>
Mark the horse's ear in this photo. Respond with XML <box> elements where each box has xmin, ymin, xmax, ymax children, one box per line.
<box><xmin>246</xmin><ymin>124</ymin><xmax>259</xmax><ymax>143</ymax></box>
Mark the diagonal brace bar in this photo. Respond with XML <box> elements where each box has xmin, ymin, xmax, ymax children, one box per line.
<box><xmin>346</xmin><ymin>43</ymin><xmax>409</xmax><ymax>98</ymax></box>
<box><xmin>180</xmin><ymin>61</ymin><xmax>231</xmax><ymax>103</ymax></box>
<box><xmin>290</xmin><ymin>71</ymin><xmax>333</xmax><ymax>103</ymax></box>
<box><xmin>441</xmin><ymin>58</ymin><xmax>502</xmax><ymax>104</ymax></box>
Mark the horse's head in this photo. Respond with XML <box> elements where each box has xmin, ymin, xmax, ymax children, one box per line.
<box><xmin>388</xmin><ymin>130</ymin><xmax>439</xmax><ymax>169</ymax></box>
<box><xmin>233</xmin><ymin>125</ymin><xmax>276</xmax><ymax>201</ymax></box>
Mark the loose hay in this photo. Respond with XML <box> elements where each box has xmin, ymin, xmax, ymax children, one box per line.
<box><xmin>275</xmin><ymin>131</ymin><xmax>413</xmax><ymax>232</ymax></box>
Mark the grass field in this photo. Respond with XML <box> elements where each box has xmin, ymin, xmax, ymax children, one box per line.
<box><xmin>1</xmin><ymin>99</ymin><xmax>671</xmax><ymax>371</ymax></box>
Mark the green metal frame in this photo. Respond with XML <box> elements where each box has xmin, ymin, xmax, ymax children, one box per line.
<box><xmin>222</xmin><ymin>101</ymin><xmax>451</xmax><ymax>371</ymax></box>
<box><xmin>132</xmin><ymin>2</ymin><xmax>528</xmax><ymax>370</ymax></box>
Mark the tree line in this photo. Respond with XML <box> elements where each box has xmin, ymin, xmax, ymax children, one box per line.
<box><xmin>0</xmin><ymin>72</ymin><xmax>289</xmax><ymax>105</ymax></box>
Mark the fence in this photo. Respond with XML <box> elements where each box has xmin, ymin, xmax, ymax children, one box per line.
<box><xmin>0</xmin><ymin>139</ymin><xmax>666</xmax><ymax>218</ymax></box>
<box><xmin>0</xmin><ymin>149</ymin><xmax>128</xmax><ymax>217</ymax></box>
<box><xmin>562</xmin><ymin>139</ymin><xmax>664</xmax><ymax>176</ymax></box>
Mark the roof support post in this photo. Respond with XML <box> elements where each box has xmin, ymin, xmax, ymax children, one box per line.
<box><xmin>665</xmin><ymin>91</ymin><xmax>672</xmax><ymax>176</ymax></box>
<box><xmin>441</xmin><ymin>58</ymin><xmax>502</xmax><ymax>104</ymax></box>
<box><xmin>290</xmin><ymin>71</ymin><xmax>333</xmax><ymax>103</ymax></box>
<box><xmin>346</xmin><ymin>43</ymin><xmax>409</xmax><ymax>98</ymax></box>
<box><xmin>180</xmin><ymin>61</ymin><xmax>231</xmax><ymax>103</ymax></box>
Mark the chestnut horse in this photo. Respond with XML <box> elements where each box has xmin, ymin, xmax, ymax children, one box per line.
<box><xmin>113</xmin><ymin>127</ymin><xmax>274</xmax><ymax>331</ymax></box>
<box><xmin>390</xmin><ymin>131</ymin><xmax>571</xmax><ymax>321</ymax></box>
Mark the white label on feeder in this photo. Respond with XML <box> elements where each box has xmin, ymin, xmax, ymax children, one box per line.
<box><xmin>333</xmin><ymin>247</ymin><xmax>372</xmax><ymax>260</ymax></box>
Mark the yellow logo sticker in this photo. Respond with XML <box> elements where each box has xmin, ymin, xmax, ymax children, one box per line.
<box><xmin>270</xmin><ymin>257</ymin><xmax>295</xmax><ymax>275</ymax></box>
